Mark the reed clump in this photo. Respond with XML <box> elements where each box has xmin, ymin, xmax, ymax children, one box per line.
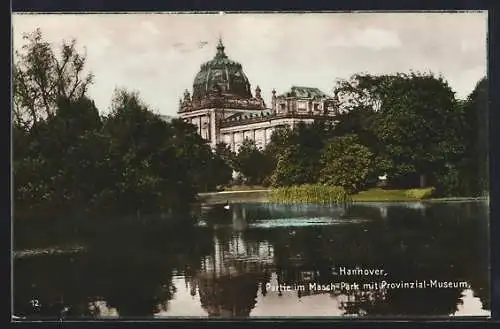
<box><xmin>269</xmin><ymin>184</ymin><xmax>352</xmax><ymax>204</ymax></box>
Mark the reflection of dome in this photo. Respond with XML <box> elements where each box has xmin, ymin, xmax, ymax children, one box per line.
<box><xmin>200</xmin><ymin>234</ymin><xmax>274</xmax><ymax>277</ymax></box>
<box><xmin>198</xmin><ymin>274</ymin><xmax>259</xmax><ymax>317</ymax></box>
<box><xmin>192</xmin><ymin>38</ymin><xmax>252</xmax><ymax>101</ymax></box>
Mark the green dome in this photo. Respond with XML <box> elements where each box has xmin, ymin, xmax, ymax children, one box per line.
<box><xmin>192</xmin><ymin>39</ymin><xmax>252</xmax><ymax>101</ymax></box>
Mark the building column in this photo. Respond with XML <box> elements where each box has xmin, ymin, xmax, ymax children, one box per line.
<box><xmin>231</xmin><ymin>132</ymin><xmax>235</xmax><ymax>152</ymax></box>
<box><xmin>209</xmin><ymin>109</ymin><xmax>217</xmax><ymax>148</ymax></box>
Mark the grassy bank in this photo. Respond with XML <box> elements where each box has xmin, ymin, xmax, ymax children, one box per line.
<box><xmin>352</xmin><ymin>187</ymin><xmax>435</xmax><ymax>202</ymax></box>
<box><xmin>199</xmin><ymin>186</ymin><xmax>483</xmax><ymax>205</ymax></box>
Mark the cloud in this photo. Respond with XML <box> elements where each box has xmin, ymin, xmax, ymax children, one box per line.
<box><xmin>460</xmin><ymin>39</ymin><xmax>485</xmax><ymax>53</ymax></box>
<box><xmin>12</xmin><ymin>13</ymin><xmax>486</xmax><ymax>116</ymax></box>
<box><xmin>171</xmin><ymin>41</ymin><xmax>209</xmax><ymax>53</ymax></box>
<box><xmin>330</xmin><ymin>28</ymin><xmax>402</xmax><ymax>50</ymax></box>
<box><xmin>141</xmin><ymin>21</ymin><xmax>160</xmax><ymax>35</ymax></box>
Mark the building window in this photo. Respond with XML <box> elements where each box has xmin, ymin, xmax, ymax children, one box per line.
<box><xmin>297</xmin><ymin>101</ymin><xmax>307</xmax><ymax>111</ymax></box>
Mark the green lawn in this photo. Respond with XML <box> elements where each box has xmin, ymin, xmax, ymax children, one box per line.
<box><xmin>352</xmin><ymin>187</ymin><xmax>435</xmax><ymax>202</ymax></box>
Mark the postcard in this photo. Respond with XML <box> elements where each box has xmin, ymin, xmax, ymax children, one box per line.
<box><xmin>12</xmin><ymin>11</ymin><xmax>489</xmax><ymax>320</ymax></box>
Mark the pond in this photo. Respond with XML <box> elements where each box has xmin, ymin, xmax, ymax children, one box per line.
<box><xmin>13</xmin><ymin>201</ymin><xmax>490</xmax><ymax>319</ymax></box>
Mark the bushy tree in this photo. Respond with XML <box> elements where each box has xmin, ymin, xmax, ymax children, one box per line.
<box><xmin>13</xmin><ymin>28</ymin><xmax>94</xmax><ymax>129</ymax></box>
<box><xmin>269</xmin><ymin>145</ymin><xmax>311</xmax><ymax>187</ymax></box>
<box><xmin>213</xmin><ymin>142</ymin><xmax>235</xmax><ymax>188</ymax></box>
<box><xmin>233</xmin><ymin>139</ymin><xmax>273</xmax><ymax>185</ymax></box>
<box><xmin>462</xmin><ymin>77</ymin><xmax>488</xmax><ymax>195</ymax></box>
<box><xmin>318</xmin><ymin>135</ymin><xmax>374</xmax><ymax>193</ymax></box>
<box><xmin>13</xmin><ymin>30</ymin><xmax>230</xmax><ymax>221</ymax></box>
<box><xmin>266</xmin><ymin>121</ymin><xmax>337</xmax><ymax>187</ymax></box>
<box><xmin>333</xmin><ymin>72</ymin><xmax>463</xmax><ymax>189</ymax></box>
<box><xmin>215</xmin><ymin>142</ymin><xmax>235</xmax><ymax>167</ymax></box>
<box><xmin>436</xmin><ymin>77</ymin><xmax>488</xmax><ymax>197</ymax></box>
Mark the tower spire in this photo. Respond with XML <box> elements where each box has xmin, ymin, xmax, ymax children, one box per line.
<box><xmin>216</xmin><ymin>34</ymin><xmax>226</xmax><ymax>58</ymax></box>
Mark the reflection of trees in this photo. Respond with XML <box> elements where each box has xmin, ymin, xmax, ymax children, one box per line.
<box><xmin>200</xmin><ymin>203</ymin><xmax>350</xmax><ymax>227</ymax></box>
<box><xmin>14</xmin><ymin>247</ymin><xmax>177</xmax><ymax>319</ymax></box>
<box><xmin>366</xmin><ymin>202</ymin><xmax>489</xmax><ymax>316</ymax></box>
<box><xmin>14</xmin><ymin>202</ymin><xmax>489</xmax><ymax>318</ymax></box>
<box><xmin>244</xmin><ymin>203</ymin><xmax>349</xmax><ymax>222</ymax></box>
<box><xmin>336</xmin><ymin>290</ymin><xmax>387</xmax><ymax>316</ymax></box>
<box><xmin>14</xmin><ymin>216</ymin><xmax>214</xmax><ymax>319</ymax></box>
<box><xmin>214</xmin><ymin>201</ymin><xmax>490</xmax><ymax>317</ymax></box>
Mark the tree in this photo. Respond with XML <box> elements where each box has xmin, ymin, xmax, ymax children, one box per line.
<box><xmin>13</xmin><ymin>34</ymin><xmax>224</xmax><ymax>221</ymax></box>
<box><xmin>215</xmin><ymin>142</ymin><xmax>236</xmax><ymax>168</ymax></box>
<box><xmin>318</xmin><ymin>135</ymin><xmax>374</xmax><ymax>193</ymax></box>
<box><xmin>13</xmin><ymin>97</ymin><xmax>104</xmax><ymax>217</ymax></box>
<box><xmin>13</xmin><ymin>28</ymin><xmax>94</xmax><ymax>129</ymax></box>
<box><xmin>332</xmin><ymin>73</ymin><xmax>391</xmax><ymax>114</ymax></box>
<box><xmin>267</xmin><ymin>121</ymin><xmax>335</xmax><ymax>187</ymax></box>
<box><xmin>436</xmin><ymin>77</ymin><xmax>489</xmax><ymax>197</ymax></box>
<box><xmin>335</xmin><ymin>72</ymin><xmax>463</xmax><ymax>188</ymax></box>
<box><xmin>462</xmin><ymin>77</ymin><xmax>488</xmax><ymax>195</ymax></box>
<box><xmin>166</xmin><ymin>118</ymin><xmax>223</xmax><ymax>193</ymax></box>
<box><xmin>379</xmin><ymin>73</ymin><xmax>462</xmax><ymax>188</ymax></box>
<box><xmin>269</xmin><ymin>145</ymin><xmax>310</xmax><ymax>187</ymax></box>
<box><xmin>101</xmin><ymin>89</ymin><xmax>198</xmax><ymax>211</ymax></box>
<box><xmin>234</xmin><ymin>139</ymin><xmax>272</xmax><ymax>185</ymax></box>
<box><xmin>212</xmin><ymin>142</ymin><xmax>235</xmax><ymax>187</ymax></box>
<box><xmin>265</xmin><ymin>126</ymin><xmax>293</xmax><ymax>161</ymax></box>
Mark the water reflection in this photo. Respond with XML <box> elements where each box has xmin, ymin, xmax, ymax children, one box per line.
<box><xmin>14</xmin><ymin>201</ymin><xmax>490</xmax><ymax>319</ymax></box>
<box><xmin>88</xmin><ymin>300</ymin><xmax>119</xmax><ymax>318</ymax></box>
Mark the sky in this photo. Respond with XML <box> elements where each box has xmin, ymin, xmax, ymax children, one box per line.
<box><xmin>12</xmin><ymin>12</ymin><xmax>487</xmax><ymax>117</ymax></box>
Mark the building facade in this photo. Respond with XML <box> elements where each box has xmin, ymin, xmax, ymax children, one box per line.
<box><xmin>178</xmin><ymin>39</ymin><xmax>338</xmax><ymax>151</ymax></box>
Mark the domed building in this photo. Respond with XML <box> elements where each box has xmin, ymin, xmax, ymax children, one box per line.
<box><xmin>178</xmin><ymin>38</ymin><xmax>338</xmax><ymax>151</ymax></box>
<box><xmin>191</xmin><ymin>39</ymin><xmax>254</xmax><ymax>102</ymax></box>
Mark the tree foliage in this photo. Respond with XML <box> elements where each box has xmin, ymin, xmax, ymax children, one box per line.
<box><xmin>463</xmin><ymin>77</ymin><xmax>488</xmax><ymax>194</ymax></box>
<box><xmin>13</xmin><ymin>29</ymin><xmax>488</xmax><ymax>220</ymax></box>
<box><xmin>318</xmin><ymin>135</ymin><xmax>374</xmax><ymax>193</ymax></box>
<box><xmin>233</xmin><ymin>139</ymin><xmax>273</xmax><ymax>185</ymax></box>
<box><xmin>264</xmin><ymin>72</ymin><xmax>484</xmax><ymax>197</ymax></box>
<box><xmin>13</xmin><ymin>28</ymin><xmax>94</xmax><ymax>129</ymax></box>
<box><xmin>266</xmin><ymin>121</ymin><xmax>335</xmax><ymax>187</ymax></box>
<box><xmin>437</xmin><ymin>77</ymin><xmax>488</xmax><ymax>196</ymax></box>
<box><xmin>13</xmin><ymin>30</ymin><xmax>230</xmax><ymax>221</ymax></box>
<box><xmin>332</xmin><ymin>72</ymin><xmax>464</xmax><ymax>189</ymax></box>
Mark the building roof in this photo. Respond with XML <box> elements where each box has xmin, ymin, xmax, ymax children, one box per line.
<box><xmin>279</xmin><ymin>86</ymin><xmax>331</xmax><ymax>99</ymax></box>
<box><xmin>192</xmin><ymin>38</ymin><xmax>253</xmax><ymax>101</ymax></box>
<box><xmin>222</xmin><ymin>110</ymin><xmax>273</xmax><ymax>123</ymax></box>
